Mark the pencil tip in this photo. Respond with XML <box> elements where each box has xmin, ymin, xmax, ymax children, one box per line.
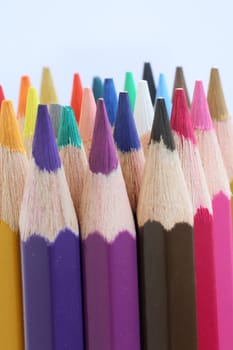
<box><xmin>207</xmin><ymin>67</ymin><xmax>230</xmax><ymax>121</ymax></box>
<box><xmin>124</xmin><ymin>72</ymin><xmax>136</xmax><ymax>110</ymax></box>
<box><xmin>92</xmin><ymin>76</ymin><xmax>103</xmax><ymax>102</ymax></box>
<box><xmin>156</xmin><ymin>73</ymin><xmax>172</xmax><ymax>116</ymax></box>
<box><xmin>23</xmin><ymin>87</ymin><xmax>39</xmax><ymax>138</ymax></box>
<box><xmin>17</xmin><ymin>75</ymin><xmax>31</xmax><ymax>118</ymax></box>
<box><xmin>0</xmin><ymin>85</ymin><xmax>5</xmax><ymax>106</ymax></box>
<box><xmin>0</xmin><ymin>100</ymin><xmax>25</xmax><ymax>152</ymax></box>
<box><xmin>103</xmin><ymin>78</ymin><xmax>118</xmax><ymax>126</ymax></box>
<box><xmin>142</xmin><ymin>62</ymin><xmax>156</xmax><ymax>104</ymax></box>
<box><xmin>70</xmin><ymin>73</ymin><xmax>83</xmax><ymax>124</ymax></box>
<box><xmin>171</xmin><ymin>88</ymin><xmax>196</xmax><ymax>143</ymax></box>
<box><xmin>40</xmin><ymin>67</ymin><xmax>58</xmax><ymax>105</ymax></box>
<box><xmin>57</xmin><ymin>106</ymin><xmax>82</xmax><ymax>149</ymax></box>
<box><xmin>114</xmin><ymin>92</ymin><xmax>141</xmax><ymax>152</ymax></box>
<box><xmin>151</xmin><ymin>98</ymin><xmax>175</xmax><ymax>150</ymax></box>
<box><xmin>172</xmin><ymin>66</ymin><xmax>190</xmax><ymax>107</ymax></box>
<box><xmin>79</xmin><ymin>87</ymin><xmax>96</xmax><ymax>141</ymax></box>
<box><xmin>134</xmin><ymin>80</ymin><xmax>154</xmax><ymax>135</ymax></box>
<box><xmin>32</xmin><ymin>104</ymin><xmax>61</xmax><ymax>171</ymax></box>
<box><xmin>89</xmin><ymin>99</ymin><xmax>118</xmax><ymax>174</ymax></box>
<box><xmin>190</xmin><ymin>80</ymin><xmax>213</xmax><ymax>130</ymax></box>
<box><xmin>49</xmin><ymin>104</ymin><xmax>62</xmax><ymax>138</ymax></box>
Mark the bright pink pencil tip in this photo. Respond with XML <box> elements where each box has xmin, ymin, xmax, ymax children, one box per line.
<box><xmin>190</xmin><ymin>81</ymin><xmax>213</xmax><ymax>131</ymax></box>
<box><xmin>170</xmin><ymin>88</ymin><xmax>196</xmax><ymax>144</ymax></box>
<box><xmin>0</xmin><ymin>85</ymin><xmax>5</xmax><ymax>106</ymax></box>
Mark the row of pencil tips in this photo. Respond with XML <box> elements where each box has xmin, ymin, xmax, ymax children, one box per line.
<box><xmin>0</xmin><ymin>64</ymin><xmax>233</xmax><ymax>350</ymax></box>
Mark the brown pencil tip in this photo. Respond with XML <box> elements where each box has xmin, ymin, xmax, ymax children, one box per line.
<box><xmin>207</xmin><ymin>68</ymin><xmax>230</xmax><ymax>121</ymax></box>
<box><xmin>172</xmin><ymin>67</ymin><xmax>190</xmax><ymax>107</ymax></box>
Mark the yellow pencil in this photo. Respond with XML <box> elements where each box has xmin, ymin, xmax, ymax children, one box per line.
<box><xmin>0</xmin><ymin>100</ymin><xmax>28</xmax><ymax>349</ymax></box>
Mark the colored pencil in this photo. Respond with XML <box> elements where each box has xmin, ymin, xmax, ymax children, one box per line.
<box><xmin>80</xmin><ymin>98</ymin><xmax>141</xmax><ymax>350</ymax></box>
<box><xmin>142</xmin><ymin>62</ymin><xmax>156</xmax><ymax>104</ymax></box>
<box><xmin>134</xmin><ymin>80</ymin><xmax>154</xmax><ymax>155</ymax></box>
<box><xmin>113</xmin><ymin>91</ymin><xmax>145</xmax><ymax>212</ymax></box>
<box><xmin>207</xmin><ymin>67</ymin><xmax>233</xmax><ymax>226</ymax></box>
<box><xmin>0</xmin><ymin>100</ymin><xmax>27</xmax><ymax>350</ymax></box>
<box><xmin>172</xmin><ymin>66</ymin><xmax>190</xmax><ymax>107</ymax></box>
<box><xmin>137</xmin><ymin>98</ymin><xmax>197</xmax><ymax>350</ymax></box>
<box><xmin>49</xmin><ymin>104</ymin><xmax>62</xmax><ymax>138</ymax></box>
<box><xmin>171</xmin><ymin>88</ymin><xmax>219</xmax><ymax>350</ymax></box>
<box><xmin>124</xmin><ymin>71</ymin><xmax>136</xmax><ymax>111</ymax></box>
<box><xmin>156</xmin><ymin>73</ymin><xmax>172</xmax><ymax>116</ymax></box>
<box><xmin>20</xmin><ymin>104</ymin><xmax>84</xmax><ymax>350</ymax></box>
<box><xmin>79</xmin><ymin>87</ymin><xmax>96</xmax><ymax>155</ymax></box>
<box><xmin>17</xmin><ymin>75</ymin><xmax>31</xmax><ymax>131</ymax></box>
<box><xmin>40</xmin><ymin>67</ymin><xmax>58</xmax><ymax>104</ymax></box>
<box><xmin>191</xmin><ymin>80</ymin><xmax>233</xmax><ymax>350</ymax></box>
<box><xmin>0</xmin><ymin>85</ymin><xmax>5</xmax><ymax>106</ymax></box>
<box><xmin>57</xmin><ymin>105</ymin><xmax>87</xmax><ymax>216</ymax></box>
<box><xmin>103</xmin><ymin>78</ymin><xmax>118</xmax><ymax>126</ymax></box>
<box><xmin>23</xmin><ymin>87</ymin><xmax>39</xmax><ymax>156</ymax></box>
<box><xmin>92</xmin><ymin>76</ymin><xmax>103</xmax><ymax>102</ymax></box>
<box><xmin>70</xmin><ymin>73</ymin><xmax>83</xmax><ymax>124</ymax></box>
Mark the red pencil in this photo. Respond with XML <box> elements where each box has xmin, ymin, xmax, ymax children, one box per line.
<box><xmin>171</xmin><ymin>88</ymin><xmax>219</xmax><ymax>350</ymax></box>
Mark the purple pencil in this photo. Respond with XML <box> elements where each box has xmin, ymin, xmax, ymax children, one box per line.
<box><xmin>80</xmin><ymin>98</ymin><xmax>141</xmax><ymax>350</ymax></box>
<box><xmin>20</xmin><ymin>105</ymin><xmax>84</xmax><ymax>350</ymax></box>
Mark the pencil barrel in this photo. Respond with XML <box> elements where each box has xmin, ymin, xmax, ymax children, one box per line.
<box><xmin>50</xmin><ymin>230</ymin><xmax>84</xmax><ymax>349</ymax></box>
<box><xmin>138</xmin><ymin>222</ymin><xmax>169</xmax><ymax>350</ymax></box>
<box><xmin>82</xmin><ymin>231</ymin><xmax>141</xmax><ymax>350</ymax></box>
<box><xmin>21</xmin><ymin>236</ymin><xmax>54</xmax><ymax>350</ymax></box>
<box><xmin>0</xmin><ymin>222</ymin><xmax>24</xmax><ymax>350</ymax></box>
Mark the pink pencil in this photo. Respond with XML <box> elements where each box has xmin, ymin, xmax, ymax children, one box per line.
<box><xmin>191</xmin><ymin>80</ymin><xmax>233</xmax><ymax>350</ymax></box>
<box><xmin>79</xmin><ymin>87</ymin><xmax>96</xmax><ymax>156</ymax></box>
<box><xmin>171</xmin><ymin>88</ymin><xmax>218</xmax><ymax>350</ymax></box>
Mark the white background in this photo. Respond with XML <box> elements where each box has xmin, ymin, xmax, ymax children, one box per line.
<box><xmin>1</xmin><ymin>0</ymin><xmax>232</xmax><ymax>112</ymax></box>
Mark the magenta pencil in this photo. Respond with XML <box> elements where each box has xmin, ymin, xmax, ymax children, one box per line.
<box><xmin>171</xmin><ymin>88</ymin><xmax>219</xmax><ymax>350</ymax></box>
<box><xmin>191</xmin><ymin>80</ymin><xmax>233</xmax><ymax>350</ymax></box>
<box><xmin>80</xmin><ymin>99</ymin><xmax>141</xmax><ymax>350</ymax></box>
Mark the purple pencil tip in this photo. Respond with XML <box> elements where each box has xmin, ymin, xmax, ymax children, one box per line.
<box><xmin>89</xmin><ymin>99</ymin><xmax>118</xmax><ymax>175</ymax></box>
<box><xmin>32</xmin><ymin>104</ymin><xmax>61</xmax><ymax>171</ymax></box>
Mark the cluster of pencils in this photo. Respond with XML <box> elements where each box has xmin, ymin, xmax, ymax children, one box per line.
<box><xmin>1</xmin><ymin>63</ymin><xmax>233</xmax><ymax>350</ymax></box>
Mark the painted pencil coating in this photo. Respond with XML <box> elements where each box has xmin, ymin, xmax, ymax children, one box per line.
<box><xmin>137</xmin><ymin>98</ymin><xmax>197</xmax><ymax>350</ymax></box>
<box><xmin>207</xmin><ymin>68</ymin><xmax>233</xmax><ymax>231</ymax></box>
<box><xmin>134</xmin><ymin>80</ymin><xmax>154</xmax><ymax>155</ymax></box>
<box><xmin>79</xmin><ymin>87</ymin><xmax>96</xmax><ymax>155</ymax></box>
<box><xmin>92</xmin><ymin>76</ymin><xmax>103</xmax><ymax>101</ymax></box>
<box><xmin>103</xmin><ymin>78</ymin><xmax>118</xmax><ymax>126</ymax></box>
<box><xmin>70</xmin><ymin>73</ymin><xmax>83</xmax><ymax>124</ymax></box>
<box><xmin>156</xmin><ymin>73</ymin><xmax>172</xmax><ymax>117</ymax></box>
<box><xmin>0</xmin><ymin>85</ymin><xmax>5</xmax><ymax>106</ymax></box>
<box><xmin>172</xmin><ymin>67</ymin><xmax>190</xmax><ymax>107</ymax></box>
<box><xmin>20</xmin><ymin>104</ymin><xmax>84</xmax><ymax>350</ymax></box>
<box><xmin>124</xmin><ymin>72</ymin><xmax>136</xmax><ymax>111</ymax></box>
<box><xmin>0</xmin><ymin>100</ymin><xmax>27</xmax><ymax>350</ymax></box>
<box><xmin>142</xmin><ymin>62</ymin><xmax>156</xmax><ymax>104</ymax></box>
<box><xmin>21</xmin><ymin>235</ymin><xmax>54</xmax><ymax>350</ymax></box>
<box><xmin>23</xmin><ymin>87</ymin><xmax>39</xmax><ymax>156</ymax></box>
<box><xmin>191</xmin><ymin>80</ymin><xmax>233</xmax><ymax>350</ymax></box>
<box><xmin>17</xmin><ymin>76</ymin><xmax>31</xmax><ymax>119</ymax></box>
<box><xmin>171</xmin><ymin>89</ymin><xmax>218</xmax><ymax>350</ymax></box>
<box><xmin>80</xmin><ymin>99</ymin><xmax>141</xmax><ymax>350</ymax></box>
<box><xmin>50</xmin><ymin>229</ymin><xmax>84</xmax><ymax>350</ymax></box>
<box><xmin>40</xmin><ymin>67</ymin><xmax>58</xmax><ymax>105</ymax></box>
<box><xmin>49</xmin><ymin>104</ymin><xmax>62</xmax><ymax>138</ymax></box>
